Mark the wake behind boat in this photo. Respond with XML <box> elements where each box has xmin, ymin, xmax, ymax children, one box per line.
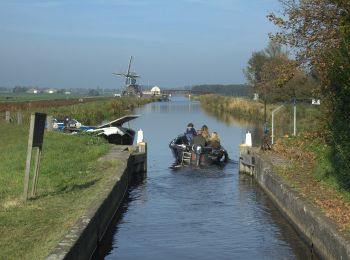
<box><xmin>169</xmin><ymin>133</ymin><xmax>228</xmax><ymax>167</ymax></box>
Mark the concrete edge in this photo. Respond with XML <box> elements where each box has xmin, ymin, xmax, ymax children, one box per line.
<box><xmin>46</xmin><ymin>146</ymin><xmax>147</xmax><ymax>260</ymax></box>
<box><xmin>241</xmin><ymin>150</ymin><xmax>350</xmax><ymax>260</ymax></box>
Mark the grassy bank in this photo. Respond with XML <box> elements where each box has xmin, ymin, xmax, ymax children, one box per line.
<box><xmin>270</xmin><ymin>134</ymin><xmax>350</xmax><ymax>233</ymax></box>
<box><xmin>0</xmin><ymin>122</ymin><xmax>116</xmax><ymax>259</ymax></box>
<box><xmin>0</xmin><ymin>97</ymin><xmax>153</xmax><ymax>259</ymax></box>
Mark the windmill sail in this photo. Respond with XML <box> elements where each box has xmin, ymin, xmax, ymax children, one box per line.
<box><xmin>113</xmin><ymin>56</ymin><xmax>141</xmax><ymax>96</ymax></box>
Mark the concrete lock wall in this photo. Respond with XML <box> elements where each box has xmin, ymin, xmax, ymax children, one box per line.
<box><xmin>240</xmin><ymin>149</ymin><xmax>350</xmax><ymax>260</ymax></box>
<box><xmin>46</xmin><ymin>146</ymin><xmax>147</xmax><ymax>260</ymax></box>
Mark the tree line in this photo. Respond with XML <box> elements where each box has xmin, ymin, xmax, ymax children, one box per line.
<box><xmin>191</xmin><ymin>84</ymin><xmax>252</xmax><ymax>97</ymax></box>
<box><xmin>246</xmin><ymin>0</ymin><xmax>350</xmax><ymax>190</ymax></box>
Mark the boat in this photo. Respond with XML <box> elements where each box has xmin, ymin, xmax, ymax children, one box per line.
<box><xmin>89</xmin><ymin>115</ymin><xmax>138</xmax><ymax>145</ymax></box>
<box><xmin>52</xmin><ymin>115</ymin><xmax>139</xmax><ymax>145</ymax></box>
<box><xmin>169</xmin><ymin>134</ymin><xmax>229</xmax><ymax>167</ymax></box>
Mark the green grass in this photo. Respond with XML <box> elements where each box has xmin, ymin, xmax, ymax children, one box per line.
<box><xmin>304</xmin><ymin>137</ymin><xmax>350</xmax><ymax>200</ymax></box>
<box><xmin>0</xmin><ymin>96</ymin><xmax>155</xmax><ymax>259</ymax></box>
<box><xmin>0</xmin><ymin>122</ymin><xmax>120</xmax><ymax>259</ymax></box>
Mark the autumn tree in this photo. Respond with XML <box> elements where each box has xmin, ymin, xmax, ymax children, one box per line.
<box><xmin>269</xmin><ymin>0</ymin><xmax>350</xmax><ymax>189</ymax></box>
<box><xmin>245</xmin><ymin>40</ymin><xmax>315</xmax><ymax>103</ymax></box>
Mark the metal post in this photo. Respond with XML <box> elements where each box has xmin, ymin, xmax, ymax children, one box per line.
<box><xmin>271</xmin><ymin>105</ymin><xmax>284</xmax><ymax>145</ymax></box>
<box><xmin>293</xmin><ymin>98</ymin><xmax>296</xmax><ymax>136</ymax></box>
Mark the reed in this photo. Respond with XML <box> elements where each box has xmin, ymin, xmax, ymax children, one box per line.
<box><xmin>198</xmin><ymin>94</ymin><xmax>322</xmax><ymax>140</ymax></box>
<box><xmin>198</xmin><ymin>94</ymin><xmax>273</xmax><ymax>122</ymax></box>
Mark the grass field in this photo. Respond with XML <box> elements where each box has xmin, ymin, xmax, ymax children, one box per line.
<box><xmin>0</xmin><ymin>122</ymin><xmax>119</xmax><ymax>259</ymax></box>
<box><xmin>0</xmin><ymin>96</ymin><xmax>153</xmax><ymax>259</ymax></box>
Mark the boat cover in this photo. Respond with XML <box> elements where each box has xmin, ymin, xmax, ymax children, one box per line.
<box><xmin>96</xmin><ymin>115</ymin><xmax>139</xmax><ymax>129</ymax></box>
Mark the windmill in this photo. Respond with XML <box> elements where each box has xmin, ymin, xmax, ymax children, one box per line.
<box><xmin>113</xmin><ymin>56</ymin><xmax>142</xmax><ymax>96</ymax></box>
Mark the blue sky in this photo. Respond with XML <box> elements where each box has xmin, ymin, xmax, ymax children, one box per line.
<box><xmin>0</xmin><ymin>0</ymin><xmax>280</xmax><ymax>89</ymax></box>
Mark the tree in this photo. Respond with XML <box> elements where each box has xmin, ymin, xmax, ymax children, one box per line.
<box><xmin>267</xmin><ymin>0</ymin><xmax>349</xmax><ymax>84</ymax></box>
<box><xmin>13</xmin><ymin>86</ymin><xmax>28</xmax><ymax>93</ymax></box>
<box><xmin>244</xmin><ymin>40</ymin><xmax>289</xmax><ymax>87</ymax></box>
<box><xmin>268</xmin><ymin>0</ymin><xmax>350</xmax><ymax>189</ymax></box>
<box><xmin>88</xmin><ymin>89</ymin><xmax>100</xmax><ymax>96</ymax></box>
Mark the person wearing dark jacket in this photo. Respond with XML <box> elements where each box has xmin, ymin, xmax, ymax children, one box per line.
<box><xmin>185</xmin><ymin>123</ymin><xmax>197</xmax><ymax>144</ymax></box>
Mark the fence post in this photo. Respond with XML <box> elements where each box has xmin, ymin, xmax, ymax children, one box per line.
<box><xmin>5</xmin><ymin>111</ymin><xmax>10</xmax><ymax>123</ymax></box>
<box><xmin>24</xmin><ymin>114</ymin><xmax>35</xmax><ymax>201</ymax></box>
<box><xmin>46</xmin><ymin>116</ymin><xmax>53</xmax><ymax>131</ymax></box>
<box><xmin>293</xmin><ymin>98</ymin><xmax>297</xmax><ymax>136</ymax></box>
<box><xmin>17</xmin><ymin>111</ymin><xmax>23</xmax><ymax>125</ymax></box>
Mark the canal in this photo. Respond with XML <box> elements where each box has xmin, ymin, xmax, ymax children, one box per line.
<box><xmin>94</xmin><ymin>97</ymin><xmax>314</xmax><ymax>260</ymax></box>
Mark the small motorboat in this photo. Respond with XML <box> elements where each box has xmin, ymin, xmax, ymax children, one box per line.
<box><xmin>169</xmin><ymin>134</ymin><xmax>229</xmax><ymax>167</ymax></box>
<box><xmin>89</xmin><ymin>115</ymin><xmax>139</xmax><ymax>145</ymax></box>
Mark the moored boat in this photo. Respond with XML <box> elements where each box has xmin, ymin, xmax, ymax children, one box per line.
<box><xmin>51</xmin><ymin>115</ymin><xmax>139</xmax><ymax>145</ymax></box>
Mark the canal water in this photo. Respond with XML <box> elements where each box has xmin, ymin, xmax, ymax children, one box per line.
<box><xmin>94</xmin><ymin>97</ymin><xmax>314</xmax><ymax>260</ymax></box>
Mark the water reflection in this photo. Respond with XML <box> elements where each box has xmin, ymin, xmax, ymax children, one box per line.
<box><xmin>201</xmin><ymin>105</ymin><xmax>263</xmax><ymax>147</ymax></box>
<box><xmin>94</xmin><ymin>97</ymin><xmax>315</xmax><ymax>260</ymax></box>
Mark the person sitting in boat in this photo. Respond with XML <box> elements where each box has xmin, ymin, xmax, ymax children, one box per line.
<box><xmin>208</xmin><ymin>132</ymin><xmax>221</xmax><ymax>149</ymax></box>
<box><xmin>185</xmin><ymin>122</ymin><xmax>197</xmax><ymax>144</ymax></box>
<box><xmin>192</xmin><ymin>129</ymin><xmax>206</xmax><ymax>146</ymax></box>
<box><xmin>201</xmin><ymin>125</ymin><xmax>210</xmax><ymax>142</ymax></box>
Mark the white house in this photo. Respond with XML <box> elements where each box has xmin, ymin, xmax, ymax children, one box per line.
<box><xmin>151</xmin><ymin>86</ymin><xmax>161</xmax><ymax>95</ymax></box>
<box><xmin>27</xmin><ymin>88</ymin><xmax>38</xmax><ymax>94</ymax></box>
<box><xmin>45</xmin><ymin>88</ymin><xmax>57</xmax><ymax>94</ymax></box>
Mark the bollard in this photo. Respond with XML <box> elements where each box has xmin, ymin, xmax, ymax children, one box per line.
<box><xmin>137</xmin><ymin>129</ymin><xmax>144</xmax><ymax>144</ymax></box>
<box><xmin>245</xmin><ymin>131</ymin><xmax>252</xmax><ymax>147</ymax></box>
<box><xmin>137</xmin><ymin>142</ymin><xmax>147</xmax><ymax>153</ymax></box>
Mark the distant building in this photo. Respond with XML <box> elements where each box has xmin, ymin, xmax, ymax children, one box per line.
<box><xmin>65</xmin><ymin>91</ymin><xmax>71</xmax><ymax>95</ymax></box>
<box><xmin>27</xmin><ymin>88</ymin><xmax>38</xmax><ymax>94</ymax></box>
<box><xmin>312</xmin><ymin>99</ymin><xmax>321</xmax><ymax>105</ymax></box>
<box><xmin>45</xmin><ymin>88</ymin><xmax>57</xmax><ymax>94</ymax></box>
<box><xmin>151</xmin><ymin>86</ymin><xmax>161</xmax><ymax>95</ymax></box>
<box><xmin>142</xmin><ymin>90</ymin><xmax>152</xmax><ymax>96</ymax></box>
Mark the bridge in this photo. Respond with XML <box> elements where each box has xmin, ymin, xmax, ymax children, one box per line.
<box><xmin>160</xmin><ymin>89</ymin><xmax>212</xmax><ymax>95</ymax></box>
